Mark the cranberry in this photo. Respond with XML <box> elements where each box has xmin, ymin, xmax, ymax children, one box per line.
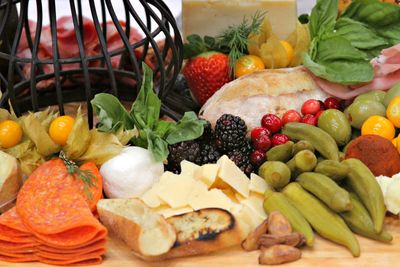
<box><xmin>253</xmin><ymin>135</ymin><xmax>272</xmax><ymax>152</ymax></box>
<box><xmin>282</xmin><ymin>110</ymin><xmax>302</xmax><ymax>125</ymax></box>
<box><xmin>261</xmin><ymin>114</ymin><xmax>282</xmax><ymax>133</ymax></box>
<box><xmin>324</xmin><ymin>97</ymin><xmax>341</xmax><ymax>110</ymax></box>
<box><xmin>315</xmin><ymin>110</ymin><xmax>324</xmax><ymax>121</ymax></box>
<box><xmin>271</xmin><ymin>134</ymin><xmax>290</xmax><ymax>147</ymax></box>
<box><xmin>251</xmin><ymin>150</ymin><xmax>266</xmax><ymax>166</ymax></box>
<box><xmin>301</xmin><ymin>114</ymin><xmax>318</xmax><ymax>125</ymax></box>
<box><xmin>251</xmin><ymin>127</ymin><xmax>271</xmax><ymax>141</ymax></box>
<box><xmin>301</xmin><ymin>99</ymin><xmax>321</xmax><ymax>115</ymax></box>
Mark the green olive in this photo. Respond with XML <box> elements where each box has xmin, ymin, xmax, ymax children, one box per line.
<box><xmin>354</xmin><ymin>91</ymin><xmax>386</xmax><ymax>104</ymax></box>
<box><xmin>318</xmin><ymin>110</ymin><xmax>352</xmax><ymax>146</ymax></box>
<box><xmin>345</xmin><ymin>100</ymin><xmax>386</xmax><ymax>129</ymax></box>
<box><xmin>383</xmin><ymin>82</ymin><xmax>400</xmax><ymax>107</ymax></box>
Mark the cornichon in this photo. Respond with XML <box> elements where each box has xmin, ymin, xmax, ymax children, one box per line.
<box><xmin>314</xmin><ymin>160</ymin><xmax>350</xmax><ymax>181</ymax></box>
<box><xmin>266</xmin><ymin>141</ymin><xmax>294</xmax><ymax>162</ymax></box>
<box><xmin>264</xmin><ymin>190</ymin><xmax>314</xmax><ymax>247</ymax></box>
<box><xmin>342</xmin><ymin>158</ymin><xmax>386</xmax><ymax>233</ymax></box>
<box><xmin>286</xmin><ymin>150</ymin><xmax>317</xmax><ymax>178</ymax></box>
<box><xmin>282</xmin><ymin>183</ymin><xmax>360</xmax><ymax>257</ymax></box>
<box><xmin>340</xmin><ymin>193</ymin><xmax>392</xmax><ymax>243</ymax></box>
<box><xmin>296</xmin><ymin>172</ymin><xmax>352</xmax><ymax>212</ymax></box>
<box><xmin>282</xmin><ymin>122</ymin><xmax>339</xmax><ymax>161</ymax></box>
<box><xmin>259</xmin><ymin>161</ymin><xmax>291</xmax><ymax>190</ymax></box>
<box><xmin>292</xmin><ymin>140</ymin><xmax>315</xmax><ymax>155</ymax></box>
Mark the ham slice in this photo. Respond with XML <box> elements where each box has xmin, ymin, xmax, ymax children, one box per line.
<box><xmin>312</xmin><ymin>44</ymin><xmax>400</xmax><ymax>99</ymax></box>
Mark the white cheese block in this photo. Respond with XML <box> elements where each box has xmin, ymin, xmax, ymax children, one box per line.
<box><xmin>155</xmin><ymin>206</ymin><xmax>194</xmax><ymax>218</ymax></box>
<box><xmin>188</xmin><ymin>188</ymin><xmax>233</xmax><ymax>211</ymax></box>
<box><xmin>139</xmin><ymin>183</ymin><xmax>165</xmax><ymax>208</ymax></box>
<box><xmin>156</xmin><ymin>173</ymin><xmax>196</xmax><ymax>208</ymax></box>
<box><xmin>232</xmin><ymin>204</ymin><xmax>265</xmax><ymax>231</ymax></box>
<box><xmin>195</xmin><ymin>163</ymin><xmax>219</xmax><ymax>188</ymax></box>
<box><xmin>180</xmin><ymin>160</ymin><xmax>201</xmax><ymax>178</ymax></box>
<box><xmin>182</xmin><ymin>0</ymin><xmax>297</xmax><ymax>40</ymax></box>
<box><xmin>217</xmin><ymin>155</ymin><xmax>250</xmax><ymax>198</ymax></box>
<box><xmin>249</xmin><ymin>173</ymin><xmax>269</xmax><ymax>195</ymax></box>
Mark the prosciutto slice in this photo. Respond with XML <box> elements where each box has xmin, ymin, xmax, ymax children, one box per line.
<box><xmin>312</xmin><ymin>44</ymin><xmax>400</xmax><ymax>99</ymax></box>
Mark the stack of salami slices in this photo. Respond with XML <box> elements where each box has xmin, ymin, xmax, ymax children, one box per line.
<box><xmin>0</xmin><ymin>159</ymin><xmax>107</xmax><ymax>265</ymax></box>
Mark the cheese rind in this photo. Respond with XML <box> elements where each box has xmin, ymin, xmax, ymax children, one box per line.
<box><xmin>217</xmin><ymin>155</ymin><xmax>250</xmax><ymax>198</ymax></box>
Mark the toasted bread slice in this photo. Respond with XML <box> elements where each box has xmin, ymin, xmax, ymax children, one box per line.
<box><xmin>0</xmin><ymin>152</ymin><xmax>21</xmax><ymax>212</ymax></box>
<box><xmin>97</xmin><ymin>198</ymin><xmax>176</xmax><ymax>257</ymax></box>
<box><xmin>139</xmin><ymin>208</ymin><xmax>249</xmax><ymax>261</ymax></box>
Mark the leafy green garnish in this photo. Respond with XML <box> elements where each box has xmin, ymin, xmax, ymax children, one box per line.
<box><xmin>303</xmin><ymin>0</ymin><xmax>400</xmax><ymax>85</ymax></box>
<box><xmin>183</xmin><ymin>11</ymin><xmax>265</xmax><ymax>75</ymax></box>
<box><xmin>91</xmin><ymin>63</ymin><xmax>206</xmax><ymax>162</ymax></box>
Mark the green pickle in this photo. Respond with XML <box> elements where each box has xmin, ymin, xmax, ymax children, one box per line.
<box><xmin>296</xmin><ymin>172</ymin><xmax>352</xmax><ymax>212</ymax></box>
<box><xmin>342</xmin><ymin>159</ymin><xmax>386</xmax><ymax>233</ymax></box>
<box><xmin>259</xmin><ymin>161</ymin><xmax>291</xmax><ymax>190</ymax></box>
<box><xmin>340</xmin><ymin>193</ymin><xmax>392</xmax><ymax>243</ymax></box>
<box><xmin>264</xmin><ymin>190</ymin><xmax>314</xmax><ymax>246</ymax></box>
<box><xmin>292</xmin><ymin>140</ymin><xmax>315</xmax><ymax>155</ymax></box>
<box><xmin>266</xmin><ymin>141</ymin><xmax>294</xmax><ymax>162</ymax></box>
<box><xmin>314</xmin><ymin>160</ymin><xmax>349</xmax><ymax>181</ymax></box>
<box><xmin>282</xmin><ymin>183</ymin><xmax>360</xmax><ymax>257</ymax></box>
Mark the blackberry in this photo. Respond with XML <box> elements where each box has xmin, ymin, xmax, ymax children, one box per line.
<box><xmin>228</xmin><ymin>149</ymin><xmax>254</xmax><ymax>177</ymax></box>
<box><xmin>200</xmin><ymin>143</ymin><xmax>220</xmax><ymax>164</ymax></box>
<box><xmin>215</xmin><ymin>114</ymin><xmax>247</xmax><ymax>152</ymax></box>
<box><xmin>167</xmin><ymin>141</ymin><xmax>202</xmax><ymax>173</ymax></box>
<box><xmin>197</xmin><ymin>120</ymin><xmax>215</xmax><ymax>144</ymax></box>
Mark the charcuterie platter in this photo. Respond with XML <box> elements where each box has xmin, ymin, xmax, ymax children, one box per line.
<box><xmin>0</xmin><ymin>0</ymin><xmax>399</xmax><ymax>266</ymax></box>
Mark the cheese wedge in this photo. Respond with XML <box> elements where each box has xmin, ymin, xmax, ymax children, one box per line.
<box><xmin>195</xmin><ymin>164</ymin><xmax>219</xmax><ymax>188</ymax></box>
<box><xmin>156</xmin><ymin>173</ymin><xmax>196</xmax><ymax>208</ymax></box>
<box><xmin>156</xmin><ymin>206</ymin><xmax>194</xmax><ymax>218</ymax></box>
<box><xmin>249</xmin><ymin>173</ymin><xmax>269</xmax><ymax>195</ymax></box>
<box><xmin>180</xmin><ymin>160</ymin><xmax>201</xmax><ymax>178</ymax></box>
<box><xmin>217</xmin><ymin>155</ymin><xmax>250</xmax><ymax>198</ymax></box>
<box><xmin>188</xmin><ymin>188</ymin><xmax>233</xmax><ymax>211</ymax></box>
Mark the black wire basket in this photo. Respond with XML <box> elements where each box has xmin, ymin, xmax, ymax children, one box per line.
<box><xmin>0</xmin><ymin>0</ymin><xmax>185</xmax><ymax>127</ymax></box>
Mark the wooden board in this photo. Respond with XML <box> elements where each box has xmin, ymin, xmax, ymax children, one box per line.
<box><xmin>1</xmin><ymin>217</ymin><xmax>399</xmax><ymax>267</ymax></box>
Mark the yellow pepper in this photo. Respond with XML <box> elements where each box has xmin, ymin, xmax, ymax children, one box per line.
<box><xmin>361</xmin><ymin>115</ymin><xmax>395</xmax><ymax>141</ymax></box>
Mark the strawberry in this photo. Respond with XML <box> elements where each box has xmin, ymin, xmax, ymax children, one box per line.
<box><xmin>182</xmin><ymin>51</ymin><xmax>231</xmax><ymax>105</ymax></box>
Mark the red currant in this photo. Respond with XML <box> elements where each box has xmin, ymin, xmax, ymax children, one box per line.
<box><xmin>271</xmin><ymin>134</ymin><xmax>290</xmax><ymax>147</ymax></box>
<box><xmin>251</xmin><ymin>127</ymin><xmax>271</xmax><ymax>141</ymax></box>
<box><xmin>324</xmin><ymin>97</ymin><xmax>341</xmax><ymax>110</ymax></box>
<box><xmin>251</xmin><ymin>150</ymin><xmax>266</xmax><ymax>166</ymax></box>
<box><xmin>301</xmin><ymin>114</ymin><xmax>318</xmax><ymax>125</ymax></box>
<box><xmin>253</xmin><ymin>135</ymin><xmax>272</xmax><ymax>152</ymax></box>
<box><xmin>301</xmin><ymin>99</ymin><xmax>321</xmax><ymax>115</ymax></box>
<box><xmin>282</xmin><ymin>110</ymin><xmax>302</xmax><ymax>125</ymax></box>
<box><xmin>261</xmin><ymin>114</ymin><xmax>282</xmax><ymax>133</ymax></box>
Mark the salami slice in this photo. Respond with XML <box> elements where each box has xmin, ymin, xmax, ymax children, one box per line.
<box><xmin>38</xmin><ymin>256</ymin><xmax>103</xmax><ymax>266</ymax></box>
<box><xmin>39</xmin><ymin>240</ymin><xmax>106</xmax><ymax>254</ymax></box>
<box><xmin>37</xmin><ymin>249</ymin><xmax>105</xmax><ymax>260</ymax></box>
<box><xmin>0</xmin><ymin>254</ymin><xmax>38</xmax><ymax>262</ymax></box>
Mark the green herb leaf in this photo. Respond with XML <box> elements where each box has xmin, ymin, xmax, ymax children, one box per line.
<box><xmin>166</xmin><ymin>112</ymin><xmax>206</xmax><ymax>145</ymax></box>
<box><xmin>130</xmin><ymin>64</ymin><xmax>161</xmax><ymax>130</ymax></box>
<box><xmin>309</xmin><ymin>0</ymin><xmax>339</xmax><ymax>39</ymax></box>
<box><xmin>91</xmin><ymin>93</ymin><xmax>134</xmax><ymax>132</ymax></box>
<box><xmin>143</xmin><ymin>129</ymin><xmax>169</xmax><ymax>162</ymax></box>
<box><xmin>334</xmin><ymin>17</ymin><xmax>388</xmax><ymax>50</ymax></box>
<box><xmin>183</xmin><ymin>34</ymin><xmax>209</xmax><ymax>59</ymax></box>
<box><xmin>378</xmin><ymin>23</ymin><xmax>400</xmax><ymax>46</ymax></box>
<box><xmin>298</xmin><ymin>14</ymin><xmax>310</xmax><ymax>24</ymax></box>
<box><xmin>316</xmin><ymin>34</ymin><xmax>368</xmax><ymax>61</ymax></box>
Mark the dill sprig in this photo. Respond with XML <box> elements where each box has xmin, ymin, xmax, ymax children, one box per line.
<box><xmin>59</xmin><ymin>151</ymin><xmax>96</xmax><ymax>200</ymax></box>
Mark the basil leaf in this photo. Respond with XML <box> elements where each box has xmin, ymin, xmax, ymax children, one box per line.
<box><xmin>166</xmin><ymin>112</ymin><xmax>206</xmax><ymax>145</ymax></box>
<box><xmin>183</xmin><ymin>34</ymin><xmax>208</xmax><ymax>59</ymax></box>
<box><xmin>155</xmin><ymin>120</ymin><xmax>174</xmax><ymax>138</ymax></box>
<box><xmin>131</xmin><ymin>63</ymin><xmax>161</xmax><ymax>130</ymax></box>
<box><xmin>376</xmin><ymin>23</ymin><xmax>400</xmax><ymax>46</ymax></box>
<box><xmin>303</xmin><ymin>53</ymin><xmax>374</xmax><ymax>85</ymax></box>
<box><xmin>91</xmin><ymin>93</ymin><xmax>134</xmax><ymax>132</ymax></box>
<box><xmin>145</xmin><ymin>129</ymin><xmax>169</xmax><ymax>162</ymax></box>
<box><xmin>335</xmin><ymin>18</ymin><xmax>388</xmax><ymax>50</ymax></box>
<box><xmin>316</xmin><ymin>34</ymin><xmax>368</xmax><ymax>62</ymax></box>
<box><xmin>309</xmin><ymin>0</ymin><xmax>339</xmax><ymax>39</ymax></box>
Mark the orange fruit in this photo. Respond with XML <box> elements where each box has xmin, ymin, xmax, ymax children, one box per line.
<box><xmin>0</xmin><ymin>120</ymin><xmax>22</xmax><ymax>148</ymax></box>
<box><xmin>235</xmin><ymin>55</ymin><xmax>265</xmax><ymax>78</ymax></box>
<box><xmin>386</xmin><ymin>96</ymin><xmax>400</xmax><ymax>127</ymax></box>
<box><xmin>280</xmin><ymin>40</ymin><xmax>294</xmax><ymax>65</ymax></box>
<box><xmin>361</xmin><ymin>115</ymin><xmax>395</xmax><ymax>141</ymax></box>
<box><xmin>49</xmin><ymin>116</ymin><xmax>75</xmax><ymax>146</ymax></box>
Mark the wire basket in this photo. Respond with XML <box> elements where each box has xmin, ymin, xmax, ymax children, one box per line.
<box><xmin>0</xmin><ymin>0</ymin><xmax>183</xmax><ymax>127</ymax></box>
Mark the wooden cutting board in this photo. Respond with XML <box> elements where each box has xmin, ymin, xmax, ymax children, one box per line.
<box><xmin>1</xmin><ymin>217</ymin><xmax>399</xmax><ymax>267</ymax></box>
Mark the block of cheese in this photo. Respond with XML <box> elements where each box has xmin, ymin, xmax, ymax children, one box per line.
<box><xmin>241</xmin><ymin>193</ymin><xmax>267</xmax><ymax>219</ymax></box>
<box><xmin>180</xmin><ymin>160</ymin><xmax>201</xmax><ymax>178</ymax></box>
<box><xmin>232</xmin><ymin>204</ymin><xmax>265</xmax><ymax>231</ymax></box>
<box><xmin>155</xmin><ymin>206</ymin><xmax>194</xmax><ymax>218</ymax></box>
<box><xmin>156</xmin><ymin>173</ymin><xmax>196</xmax><ymax>208</ymax></box>
<box><xmin>140</xmin><ymin>183</ymin><xmax>165</xmax><ymax>208</ymax></box>
<box><xmin>188</xmin><ymin>188</ymin><xmax>233</xmax><ymax>211</ymax></box>
<box><xmin>195</xmin><ymin>163</ymin><xmax>219</xmax><ymax>188</ymax></box>
<box><xmin>249</xmin><ymin>173</ymin><xmax>269</xmax><ymax>195</ymax></box>
<box><xmin>182</xmin><ymin>0</ymin><xmax>297</xmax><ymax>40</ymax></box>
<box><xmin>217</xmin><ymin>155</ymin><xmax>250</xmax><ymax>198</ymax></box>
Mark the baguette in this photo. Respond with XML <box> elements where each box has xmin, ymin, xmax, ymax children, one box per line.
<box><xmin>97</xmin><ymin>198</ymin><xmax>176</xmax><ymax>257</ymax></box>
<box><xmin>0</xmin><ymin>152</ymin><xmax>21</xmax><ymax>213</ymax></box>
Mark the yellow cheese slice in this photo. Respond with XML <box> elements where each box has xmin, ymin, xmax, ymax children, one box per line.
<box><xmin>156</xmin><ymin>173</ymin><xmax>196</xmax><ymax>208</ymax></box>
<box><xmin>180</xmin><ymin>160</ymin><xmax>201</xmax><ymax>178</ymax></box>
<box><xmin>217</xmin><ymin>155</ymin><xmax>250</xmax><ymax>198</ymax></box>
<box><xmin>232</xmin><ymin>204</ymin><xmax>265</xmax><ymax>231</ymax></box>
<box><xmin>140</xmin><ymin>183</ymin><xmax>165</xmax><ymax>208</ymax></box>
<box><xmin>195</xmin><ymin>163</ymin><xmax>219</xmax><ymax>188</ymax></box>
<box><xmin>241</xmin><ymin>193</ymin><xmax>267</xmax><ymax>220</ymax></box>
<box><xmin>249</xmin><ymin>173</ymin><xmax>269</xmax><ymax>195</ymax></box>
<box><xmin>155</xmin><ymin>206</ymin><xmax>194</xmax><ymax>218</ymax></box>
<box><xmin>188</xmin><ymin>188</ymin><xmax>233</xmax><ymax>211</ymax></box>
